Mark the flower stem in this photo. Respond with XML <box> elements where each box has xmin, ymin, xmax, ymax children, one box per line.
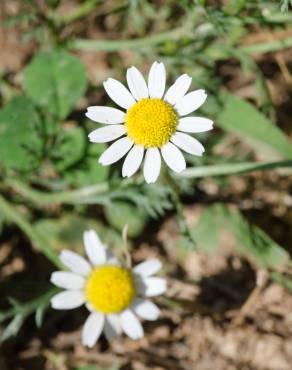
<box><xmin>180</xmin><ymin>160</ymin><xmax>292</xmax><ymax>178</ymax></box>
<box><xmin>5</xmin><ymin>178</ymin><xmax>109</xmax><ymax>206</ymax></box>
<box><xmin>163</xmin><ymin>169</ymin><xmax>197</xmax><ymax>247</ymax></box>
<box><xmin>70</xmin><ymin>23</ymin><xmax>191</xmax><ymax>52</ymax></box>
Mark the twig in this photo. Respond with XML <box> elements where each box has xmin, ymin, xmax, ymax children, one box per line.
<box><xmin>232</xmin><ymin>269</ymin><xmax>268</xmax><ymax>326</ymax></box>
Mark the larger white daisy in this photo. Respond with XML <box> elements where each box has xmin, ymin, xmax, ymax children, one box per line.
<box><xmin>86</xmin><ymin>61</ymin><xmax>213</xmax><ymax>183</ymax></box>
<box><xmin>50</xmin><ymin>230</ymin><xmax>166</xmax><ymax>347</ymax></box>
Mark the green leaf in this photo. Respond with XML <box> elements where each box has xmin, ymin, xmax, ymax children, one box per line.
<box><xmin>271</xmin><ymin>271</ymin><xmax>292</xmax><ymax>292</ymax></box>
<box><xmin>224</xmin><ymin>0</ymin><xmax>247</xmax><ymax>14</ymax></box>
<box><xmin>0</xmin><ymin>289</ymin><xmax>56</xmax><ymax>342</ymax></box>
<box><xmin>191</xmin><ymin>204</ymin><xmax>288</xmax><ymax>268</ymax></box>
<box><xmin>109</xmin><ymin>183</ymin><xmax>173</xmax><ymax>218</ymax></box>
<box><xmin>34</xmin><ymin>215</ymin><xmax>123</xmax><ymax>254</ymax></box>
<box><xmin>0</xmin><ymin>96</ymin><xmax>43</xmax><ymax>172</ymax></box>
<box><xmin>223</xmin><ymin>207</ymin><xmax>288</xmax><ymax>268</ymax></box>
<box><xmin>190</xmin><ymin>206</ymin><xmax>221</xmax><ymax>253</ymax></box>
<box><xmin>1</xmin><ymin>315</ymin><xmax>24</xmax><ymax>342</ymax></box>
<box><xmin>217</xmin><ymin>94</ymin><xmax>292</xmax><ymax>160</ymax></box>
<box><xmin>35</xmin><ymin>303</ymin><xmax>47</xmax><ymax>328</ymax></box>
<box><xmin>64</xmin><ymin>144</ymin><xmax>109</xmax><ymax>186</ymax></box>
<box><xmin>280</xmin><ymin>0</ymin><xmax>292</xmax><ymax>12</ymax></box>
<box><xmin>105</xmin><ymin>201</ymin><xmax>149</xmax><ymax>237</ymax></box>
<box><xmin>23</xmin><ymin>51</ymin><xmax>87</xmax><ymax>119</ymax></box>
<box><xmin>53</xmin><ymin>127</ymin><xmax>86</xmax><ymax>171</ymax></box>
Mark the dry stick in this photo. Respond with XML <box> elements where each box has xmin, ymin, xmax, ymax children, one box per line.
<box><xmin>276</xmin><ymin>54</ymin><xmax>292</xmax><ymax>85</ymax></box>
<box><xmin>267</xmin><ymin>33</ymin><xmax>292</xmax><ymax>85</ymax></box>
<box><xmin>232</xmin><ymin>269</ymin><xmax>269</xmax><ymax>326</ymax></box>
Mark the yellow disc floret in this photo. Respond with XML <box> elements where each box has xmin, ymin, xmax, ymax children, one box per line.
<box><xmin>125</xmin><ymin>98</ymin><xmax>178</xmax><ymax>148</ymax></box>
<box><xmin>85</xmin><ymin>265</ymin><xmax>136</xmax><ymax>313</ymax></box>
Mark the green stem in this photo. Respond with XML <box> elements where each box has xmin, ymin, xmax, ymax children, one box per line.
<box><xmin>0</xmin><ymin>195</ymin><xmax>62</xmax><ymax>268</ymax></box>
<box><xmin>6</xmin><ymin>178</ymin><xmax>109</xmax><ymax>205</ymax></box>
<box><xmin>70</xmin><ymin>25</ymin><xmax>292</xmax><ymax>56</ymax></box>
<box><xmin>163</xmin><ymin>169</ymin><xmax>197</xmax><ymax>247</ymax></box>
<box><xmin>239</xmin><ymin>36</ymin><xmax>292</xmax><ymax>55</ymax></box>
<box><xmin>180</xmin><ymin>160</ymin><xmax>292</xmax><ymax>178</ymax></box>
<box><xmin>6</xmin><ymin>160</ymin><xmax>292</xmax><ymax>207</ymax></box>
<box><xmin>0</xmin><ymin>288</ymin><xmax>57</xmax><ymax>323</ymax></box>
<box><xmin>54</xmin><ymin>0</ymin><xmax>101</xmax><ymax>26</ymax></box>
<box><xmin>70</xmin><ymin>24</ymin><xmax>191</xmax><ymax>52</ymax></box>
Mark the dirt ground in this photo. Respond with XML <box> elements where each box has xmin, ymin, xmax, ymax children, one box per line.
<box><xmin>1</xmin><ymin>201</ymin><xmax>292</xmax><ymax>370</ymax></box>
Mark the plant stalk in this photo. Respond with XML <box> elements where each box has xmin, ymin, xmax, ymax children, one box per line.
<box><xmin>6</xmin><ymin>178</ymin><xmax>109</xmax><ymax>206</ymax></box>
<box><xmin>163</xmin><ymin>169</ymin><xmax>197</xmax><ymax>247</ymax></box>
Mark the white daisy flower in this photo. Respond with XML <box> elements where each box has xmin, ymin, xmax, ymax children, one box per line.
<box><xmin>86</xmin><ymin>61</ymin><xmax>213</xmax><ymax>184</ymax></box>
<box><xmin>50</xmin><ymin>230</ymin><xmax>166</xmax><ymax>347</ymax></box>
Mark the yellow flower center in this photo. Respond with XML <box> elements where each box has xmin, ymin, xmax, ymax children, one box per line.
<box><xmin>125</xmin><ymin>98</ymin><xmax>178</xmax><ymax>148</ymax></box>
<box><xmin>85</xmin><ymin>265</ymin><xmax>136</xmax><ymax>313</ymax></box>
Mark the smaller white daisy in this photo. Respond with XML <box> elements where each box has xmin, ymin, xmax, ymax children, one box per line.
<box><xmin>86</xmin><ymin>61</ymin><xmax>213</xmax><ymax>183</ymax></box>
<box><xmin>50</xmin><ymin>230</ymin><xmax>166</xmax><ymax>347</ymax></box>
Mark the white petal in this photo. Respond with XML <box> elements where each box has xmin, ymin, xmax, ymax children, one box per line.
<box><xmin>177</xmin><ymin>117</ymin><xmax>214</xmax><ymax>133</ymax></box>
<box><xmin>164</xmin><ymin>74</ymin><xmax>192</xmax><ymax>105</ymax></box>
<box><xmin>148</xmin><ymin>62</ymin><xmax>166</xmax><ymax>98</ymax></box>
<box><xmin>133</xmin><ymin>259</ymin><xmax>162</xmax><ymax>277</ymax></box>
<box><xmin>137</xmin><ymin>277</ymin><xmax>167</xmax><ymax>297</ymax></box>
<box><xmin>88</xmin><ymin>125</ymin><xmax>126</xmax><ymax>143</ymax></box>
<box><xmin>103</xmin><ymin>78</ymin><xmax>136</xmax><ymax>110</ymax></box>
<box><xmin>60</xmin><ymin>250</ymin><xmax>91</xmax><ymax>276</ymax></box>
<box><xmin>104</xmin><ymin>314</ymin><xmax>122</xmax><ymax>341</ymax></box>
<box><xmin>50</xmin><ymin>271</ymin><xmax>85</xmax><ymax>290</ymax></box>
<box><xmin>83</xmin><ymin>230</ymin><xmax>107</xmax><ymax>266</ymax></box>
<box><xmin>51</xmin><ymin>290</ymin><xmax>85</xmax><ymax>310</ymax></box>
<box><xmin>126</xmin><ymin>66</ymin><xmax>148</xmax><ymax>101</ymax></box>
<box><xmin>85</xmin><ymin>106</ymin><xmax>125</xmax><ymax>124</ymax></box>
<box><xmin>175</xmin><ymin>89</ymin><xmax>207</xmax><ymax>116</ymax></box>
<box><xmin>143</xmin><ymin>147</ymin><xmax>161</xmax><ymax>184</ymax></box>
<box><xmin>171</xmin><ymin>132</ymin><xmax>205</xmax><ymax>156</ymax></box>
<box><xmin>122</xmin><ymin>145</ymin><xmax>144</xmax><ymax>178</ymax></box>
<box><xmin>120</xmin><ymin>309</ymin><xmax>144</xmax><ymax>340</ymax></box>
<box><xmin>98</xmin><ymin>137</ymin><xmax>133</xmax><ymax>166</ymax></box>
<box><xmin>161</xmin><ymin>142</ymin><xmax>186</xmax><ymax>173</ymax></box>
<box><xmin>132</xmin><ymin>299</ymin><xmax>160</xmax><ymax>321</ymax></box>
<box><xmin>82</xmin><ymin>312</ymin><xmax>105</xmax><ymax>348</ymax></box>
